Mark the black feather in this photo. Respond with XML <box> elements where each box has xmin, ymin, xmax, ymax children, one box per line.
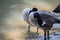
<box><xmin>34</xmin><ymin>13</ymin><xmax>43</xmax><ymax>27</ymax></box>
<box><xmin>53</xmin><ymin>4</ymin><xmax>60</xmax><ymax>13</ymax></box>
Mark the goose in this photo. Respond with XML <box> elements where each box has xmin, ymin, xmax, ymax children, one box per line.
<box><xmin>23</xmin><ymin>7</ymin><xmax>39</xmax><ymax>35</ymax></box>
<box><xmin>23</xmin><ymin>4</ymin><xmax>60</xmax><ymax>40</ymax></box>
<box><xmin>29</xmin><ymin>10</ymin><xmax>60</xmax><ymax>40</ymax></box>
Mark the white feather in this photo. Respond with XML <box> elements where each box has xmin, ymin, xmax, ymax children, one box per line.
<box><xmin>23</xmin><ymin>8</ymin><xmax>34</xmax><ymax>26</ymax></box>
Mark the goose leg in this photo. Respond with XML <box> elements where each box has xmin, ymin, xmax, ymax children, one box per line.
<box><xmin>44</xmin><ymin>31</ymin><xmax>46</xmax><ymax>40</ymax></box>
<box><xmin>37</xmin><ymin>27</ymin><xmax>39</xmax><ymax>38</ymax></box>
<box><xmin>28</xmin><ymin>25</ymin><xmax>30</xmax><ymax>38</ymax></box>
<box><xmin>28</xmin><ymin>25</ymin><xmax>30</xmax><ymax>33</ymax></box>
<box><xmin>47</xmin><ymin>30</ymin><xmax>49</xmax><ymax>40</ymax></box>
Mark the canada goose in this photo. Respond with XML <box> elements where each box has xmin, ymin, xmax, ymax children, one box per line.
<box><xmin>23</xmin><ymin>7</ymin><xmax>39</xmax><ymax>35</ymax></box>
<box><xmin>29</xmin><ymin>10</ymin><xmax>60</xmax><ymax>40</ymax></box>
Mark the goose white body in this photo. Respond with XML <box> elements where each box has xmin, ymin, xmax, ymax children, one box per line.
<box><xmin>23</xmin><ymin>8</ymin><xmax>33</xmax><ymax>26</ymax></box>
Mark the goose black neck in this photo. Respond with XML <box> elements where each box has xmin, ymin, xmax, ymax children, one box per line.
<box><xmin>34</xmin><ymin>13</ymin><xmax>43</xmax><ymax>27</ymax></box>
<box><xmin>37</xmin><ymin>16</ymin><xmax>43</xmax><ymax>27</ymax></box>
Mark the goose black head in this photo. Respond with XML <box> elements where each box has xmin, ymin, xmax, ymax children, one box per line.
<box><xmin>32</xmin><ymin>7</ymin><xmax>38</xmax><ymax>11</ymax></box>
<box><xmin>34</xmin><ymin>12</ymin><xmax>40</xmax><ymax>18</ymax></box>
<box><xmin>29</xmin><ymin>7</ymin><xmax>38</xmax><ymax>13</ymax></box>
<box><xmin>53</xmin><ymin>4</ymin><xmax>60</xmax><ymax>13</ymax></box>
<box><xmin>34</xmin><ymin>12</ymin><xmax>43</xmax><ymax>27</ymax></box>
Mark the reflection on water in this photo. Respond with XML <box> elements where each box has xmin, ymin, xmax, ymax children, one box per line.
<box><xmin>0</xmin><ymin>0</ymin><xmax>60</xmax><ymax>40</ymax></box>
